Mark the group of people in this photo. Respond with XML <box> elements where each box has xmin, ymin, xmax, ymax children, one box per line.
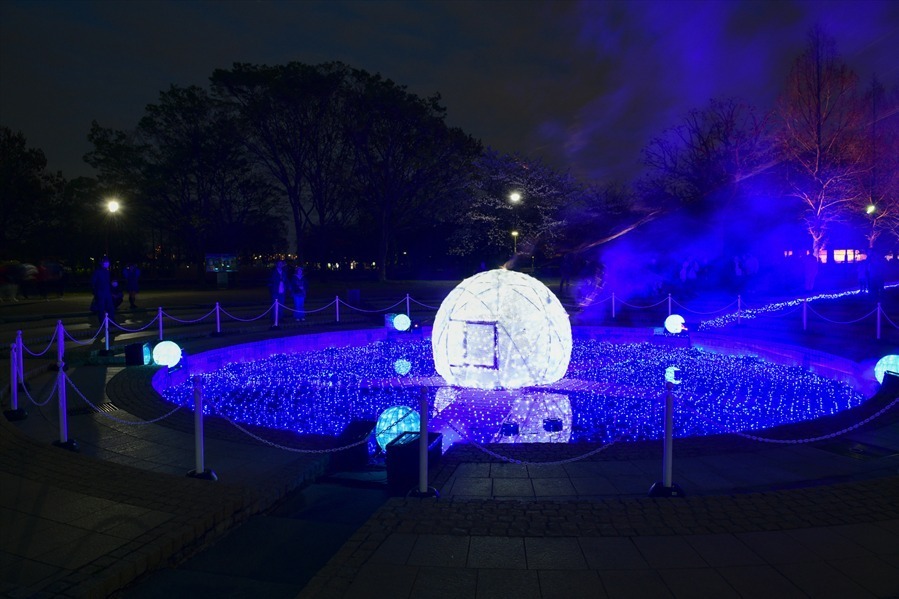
<box><xmin>91</xmin><ymin>257</ymin><xmax>306</xmax><ymax>327</ymax></box>
<box><xmin>0</xmin><ymin>260</ymin><xmax>68</xmax><ymax>301</ymax></box>
<box><xmin>269</xmin><ymin>260</ymin><xmax>307</xmax><ymax>321</ymax></box>
<box><xmin>90</xmin><ymin>257</ymin><xmax>140</xmax><ymax>325</ymax></box>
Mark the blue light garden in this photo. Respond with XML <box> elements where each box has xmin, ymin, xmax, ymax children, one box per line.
<box><xmin>160</xmin><ymin>337</ymin><xmax>866</xmax><ymax>449</ymax></box>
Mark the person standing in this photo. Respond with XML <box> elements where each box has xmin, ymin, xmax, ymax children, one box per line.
<box><xmin>269</xmin><ymin>260</ymin><xmax>288</xmax><ymax>321</ymax></box>
<box><xmin>90</xmin><ymin>256</ymin><xmax>116</xmax><ymax>326</ymax></box>
<box><xmin>290</xmin><ymin>266</ymin><xmax>307</xmax><ymax>321</ymax></box>
<box><xmin>123</xmin><ymin>262</ymin><xmax>141</xmax><ymax>309</ymax></box>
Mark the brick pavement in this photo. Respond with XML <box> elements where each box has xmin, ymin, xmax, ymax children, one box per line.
<box><xmin>1</xmin><ymin>323</ymin><xmax>335</xmax><ymax>597</ymax></box>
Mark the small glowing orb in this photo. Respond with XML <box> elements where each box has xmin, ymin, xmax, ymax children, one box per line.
<box><xmin>393</xmin><ymin>358</ymin><xmax>412</xmax><ymax>375</ymax></box>
<box><xmin>665</xmin><ymin>366</ymin><xmax>682</xmax><ymax>384</ymax></box>
<box><xmin>393</xmin><ymin>314</ymin><xmax>411</xmax><ymax>331</ymax></box>
<box><xmin>431</xmin><ymin>269</ymin><xmax>571</xmax><ymax>389</ymax></box>
<box><xmin>664</xmin><ymin>314</ymin><xmax>686</xmax><ymax>334</ymax></box>
<box><xmin>152</xmin><ymin>341</ymin><xmax>182</xmax><ymax>368</ymax></box>
<box><xmin>874</xmin><ymin>355</ymin><xmax>899</xmax><ymax>384</ymax></box>
<box><xmin>375</xmin><ymin>406</ymin><xmax>420</xmax><ymax>451</ymax></box>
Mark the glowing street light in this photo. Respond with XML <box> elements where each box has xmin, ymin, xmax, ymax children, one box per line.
<box><xmin>511</xmin><ymin>230</ymin><xmax>519</xmax><ymax>253</ymax></box>
<box><xmin>105</xmin><ymin>198</ymin><xmax>121</xmax><ymax>255</ymax></box>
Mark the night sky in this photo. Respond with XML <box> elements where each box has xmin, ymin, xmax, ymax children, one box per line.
<box><xmin>1</xmin><ymin>0</ymin><xmax>896</xmax><ymax>183</ymax></box>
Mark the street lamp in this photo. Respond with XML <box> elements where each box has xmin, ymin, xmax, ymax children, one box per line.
<box><xmin>865</xmin><ymin>203</ymin><xmax>878</xmax><ymax>250</ymax></box>
<box><xmin>509</xmin><ymin>192</ymin><xmax>522</xmax><ymax>255</ymax></box>
<box><xmin>105</xmin><ymin>198</ymin><xmax>121</xmax><ymax>255</ymax></box>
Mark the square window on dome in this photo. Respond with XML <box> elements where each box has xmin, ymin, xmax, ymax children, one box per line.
<box><xmin>448</xmin><ymin>320</ymin><xmax>498</xmax><ymax>369</ymax></box>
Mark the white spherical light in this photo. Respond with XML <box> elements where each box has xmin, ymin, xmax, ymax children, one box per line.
<box><xmin>874</xmin><ymin>355</ymin><xmax>899</xmax><ymax>384</ymax></box>
<box><xmin>392</xmin><ymin>314</ymin><xmax>411</xmax><ymax>331</ymax></box>
<box><xmin>431</xmin><ymin>269</ymin><xmax>571</xmax><ymax>389</ymax></box>
<box><xmin>664</xmin><ymin>314</ymin><xmax>686</xmax><ymax>334</ymax></box>
<box><xmin>152</xmin><ymin>341</ymin><xmax>182</xmax><ymax>368</ymax></box>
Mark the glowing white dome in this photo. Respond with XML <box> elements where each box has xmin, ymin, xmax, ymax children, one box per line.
<box><xmin>431</xmin><ymin>269</ymin><xmax>571</xmax><ymax>389</ymax></box>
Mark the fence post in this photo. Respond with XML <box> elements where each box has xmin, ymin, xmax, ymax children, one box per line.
<box><xmin>802</xmin><ymin>299</ymin><xmax>807</xmax><ymax>331</ymax></box>
<box><xmin>17</xmin><ymin>330</ymin><xmax>26</xmax><ymax>386</ymax></box>
<box><xmin>52</xmin><ymin>363</ymin><xmax>77</xmax><ymax>451</ymax></box>
<box><xmin>668</xmin><ymin>293</ymin><xmax>672</xmax><ymax>316</ymax></box>
<box><xmin>612</xmin><ymin>292</ymin><xmax>616</xmax><ymax>319</ymax></box>
<box><xmin>406</xmin><ymin>293</ymin><xmax>411</xmax><ymax>318</ymax></box>
<box><xmin>4</xmin><ymin>343</ymin><xmax>27</xmax><ymax>420</ymax></box>
<box><xmin>9</xmin><ymin>344</ymin><xmax>17</xmax><ymax>410</ymax></box>
<box><xmin>158</xmin><ymin>307</ymin><xmax>164</xmax><ymax>340</ymax></box>
<box><xmin>272</xmin><ymin>300</ymin><xmax>280</xmax><ymax>329</ymax></box>
<box><xmin>411</xmin><ymin>386</ymin><xmax>438</xmax><ymax>498</ymax></box>
<box><xmin>56</xmin><ymin>320</ymin><xmax>65</xmax><ymax>365</ymax></box>
<box><xmin>187</xmin><ymin>376</ymin><xmax>217</xmax><ymax>480</ymax></box>
<box><xmin>214</xmin><ymin>302</ymin><xmax>222</xmax><ymax>336</ymax></box>
<box><xmin>648</xmin><ymin>383</ymin><xmax>684</xmax><ymax>498</ymax></box>
<box><xmin>336</xmin><ymin>296</ymin><xmax>340</xmax><ymax>323</ymax></box>
<box><xmin>737</xmin><ymin>295</ymin><xmax>742</xmax><ymax>327</ymax></box>
<box><xmin>101</xmin><ymin>313</ymin><xmax>111</xmax><ymax>354</ymax></box>
<box><xmin>877</xmin><ymin>302</ymin><xmax>882</xmax><ymax>340</ymax></box>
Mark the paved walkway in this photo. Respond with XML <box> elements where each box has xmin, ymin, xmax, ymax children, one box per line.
<box><xmin>2</xmin><ymin>287</ymin><xmax>899</xmax><ymax>598</ymax></box>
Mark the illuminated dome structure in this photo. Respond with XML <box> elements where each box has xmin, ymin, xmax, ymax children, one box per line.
<box><xmin>431</xmin><ymin>269</ymin><xmax>572</xmax><ymax>389</ymax></box>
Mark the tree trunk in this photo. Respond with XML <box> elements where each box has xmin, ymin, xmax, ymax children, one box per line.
<box><xmin>378</xmin><ymin>206</ymin><xmax>390</xmax><ymax>282</ymax></box>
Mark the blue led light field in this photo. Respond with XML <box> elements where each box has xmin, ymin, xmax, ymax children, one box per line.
<box><xmin>160</xmin><ymin>339</ymin><xmax>866</xmax><ymax>448</ymax></box>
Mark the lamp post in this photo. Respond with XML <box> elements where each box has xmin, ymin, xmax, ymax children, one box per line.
<box><xmin>105</xmin><ymin>198</ymin><xmax>120</xmax><ymax>256</ymax></box>
<box><xmin>509</xmin><ymin>192</ymin><xmax>522</xmax><ymax>255</ymax></box>
<box><xmin>866</xmin><ymin>203</ymin><xmax>877</xmax><ymax>250</ymax></box>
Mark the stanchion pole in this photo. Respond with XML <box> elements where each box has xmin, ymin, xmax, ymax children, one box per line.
<box><xmin>269</xmin><ymin>300</ymin><xmax>281</xmax><ymax>330</ymax></box>
<box><xmin>668</xmin><ymin>293</ymin><xmax>672</xmax><ymax>316</ymax></box>
<box><xmin>648</xmin><ymin>382</ymin><xmax>684</xmax><ymax>497</ymax></box>
<box><xmin>802</xmin><ymin>299</ymin><xmax>807</xmax><ymax>331</ymax></box>
<box><xmin>158</xmin><ymin>307</ymin><xmax>164</xmax><ymax>341</ymax></box>
<box><xmin>877</xmin><ymin>302</ymin><xmax>882</xmax><ymax>340</ymax></box>
<box><xmin>411</xmin><ymin>387</ymin><xmax>438</xmax><ymax>498</ymax></box>
<box><xmin>16</xmin><ymin>331</ymin><xmax>25</xmax><ymax>384</ymax></box>
<box><xmin>662</xmin><ymin>387</ymin><xmax>673</xmax><ymax>487</ymax></box>
<box><xmin>737</xmin><ymin>295</ymin><xmax>742</xmax><ymax>327</ymax></box>
<box><xmin>52</xmin><ymin>363</ymin><xmax>77</xmax><ymax>451</ymax></box>
<box><xmin>193</xmin><ymin>376</ymin><xmax>204</xmax><ymax>473</ymax></box>
<box><xmin>612</xmin><ymin>292</ymin><xmax>616</xmax><ymax>319</ymax></box>
<box><xmin>275</xmin><ymin>300</ymin><xmax>280</xmax><ymax>328</ymax></box>
<box><xmin>215</xmin><ymin>302</ymin><xmax>221</xmax><ymax>335</ymax></box>
<box><xmin>9</xmin><ymin>344</ymin><xmax>17</xmax><ymax>410</ymax></box>
<box><xmin>406</xmin><ymin>293</ymin><xmax>411</xmax><ymax>318</ymax></box>
<box><xmin>104</xmin><ymin>313</ymin><xmax>111</xmax><ymax>352</ymax></box>
<box><xmin>56</xmin><ymin>320</ymin><xmax>65</xmax><ymax>365</ymax></box>
<box><xmin>4</xmin><ymin>343</ymin><xmax>27</xmax><ymax>420</ymax></box>
<box><xmin>187</xmin><ymin>376</ymin><xmax>217</xmax><ymax>480</ymax></box>
<box><xmin>336</xmin><ymin>296</ymin><xmax>340</xmax><ymax>323</ymax></box>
